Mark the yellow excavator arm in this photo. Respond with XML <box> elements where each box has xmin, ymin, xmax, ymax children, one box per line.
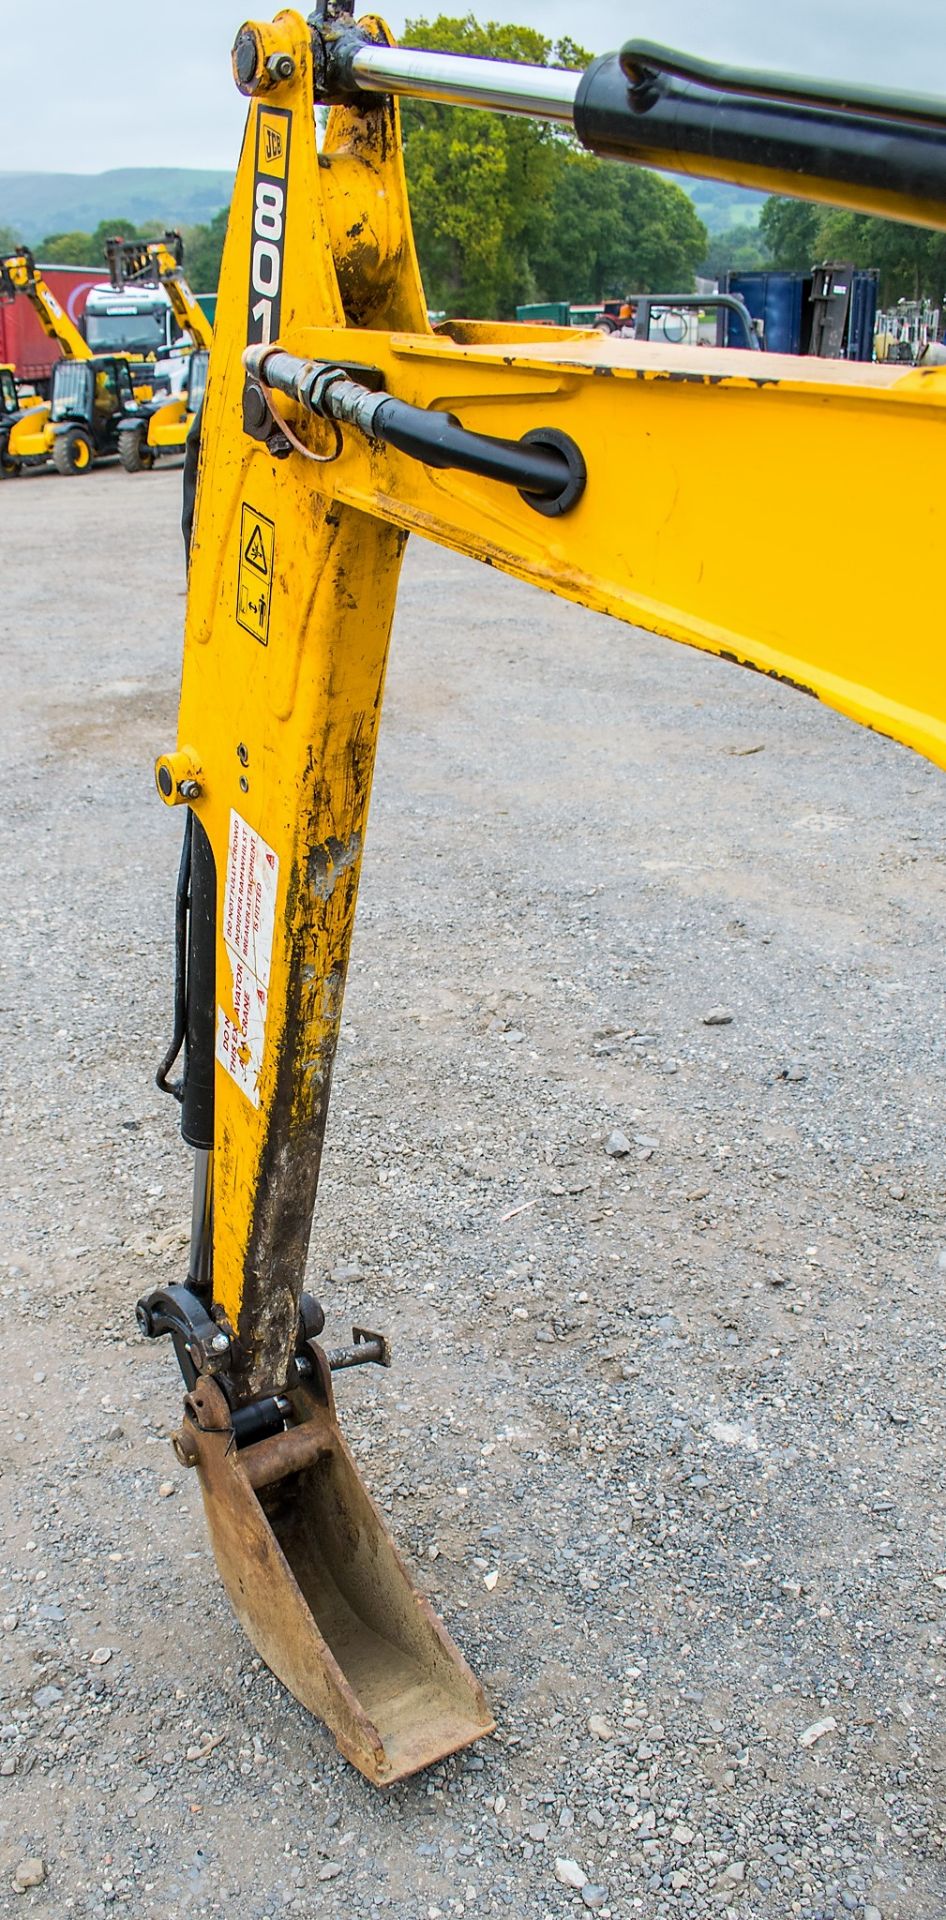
<box><xmin>139</xmin><ymin>10</ymin><xmax>946</xmax><ymax>1786</ymax></box>
<box><xmin>0</xmin><ymin>249</ymin><xmax>90</xmax><ymax>361</ymax></box>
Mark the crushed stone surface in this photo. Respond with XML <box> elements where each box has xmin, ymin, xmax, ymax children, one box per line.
<box><xmin>0</xmin><ymin>465</ymin><xmax>944</xmax><ymax>1917</ymax></box>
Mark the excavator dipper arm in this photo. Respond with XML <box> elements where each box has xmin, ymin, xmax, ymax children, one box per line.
<box><xmin>139</xmin><ymin>11</ymin><xmax>946</xmax><ymax>1784</ymax></box>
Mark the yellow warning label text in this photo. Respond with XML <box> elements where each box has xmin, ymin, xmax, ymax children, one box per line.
<box><xmin>236</xmin><ymin>503</ymin><xmax>275</xmax><ymax>646</ymax></box>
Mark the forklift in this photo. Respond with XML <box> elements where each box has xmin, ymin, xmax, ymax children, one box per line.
<box><xmin>139</xmin><ymin>12</ymin><xmax>946</xmax><ymax>1785</ymax></box>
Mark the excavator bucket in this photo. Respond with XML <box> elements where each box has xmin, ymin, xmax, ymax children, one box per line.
<box><xmin>174</xmin><ymin>1352</ymin><xmax>494</xmax><ymax>1786</ymax></box>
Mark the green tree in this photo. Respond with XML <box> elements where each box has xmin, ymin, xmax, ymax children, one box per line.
<box><xmin>400</xmin><ymin>15</ymin><xmax>590</xmax><ymax>315</ymax></box>
<box><xmin>758</xmin><ymin>196</ymin><xmax>820</xmax><ymax>269</ymax></box>
<box><xmin>757</xmin><ymin>195</ymin><xmax>946</xmax><ymax>304</ymax></box>
<box><xmin>36</xmin><ymin>219</ymin><xmax>145</xmax><ymax>268</ymax></box>
<box><xmin>37</xmin><ymin>230</ymin><xmax>94</xmax><ymax>263</ymax></box>
<box><xmin>700</xmin><ymin>223</ymin><xmax>768</xmax><ymax>282</ymax></box>
<box><xmin>813</xmin><ymin>208</ymin><xmax>946</xmax><ymax>304</ymax></box>
<box><xmin>531</xmin><ymin>154</ymin><xmax>706</xmax><ymax>302</ymax></box>
<box><xmin>181</xmin><ymin>207</ymin><xmax>230</xmax><ymax>291</ymax></box>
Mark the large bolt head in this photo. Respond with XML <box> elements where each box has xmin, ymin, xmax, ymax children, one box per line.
<box><xmin>232</xmin><ymin>27</ymin><xmax>261</xmax><ymax>94</ymax></box>
<box><xmin>242</xmin><ymin>378</ymin><xmax>270</xmax><ymax>440</ymax></box>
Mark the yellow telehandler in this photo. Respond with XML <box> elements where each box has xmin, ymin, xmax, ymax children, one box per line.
<box><xmin>103</xmin><ymin>232</ymin><xmax>215</xmax><ymax>471</ymax></box>
<box><xmin>139</xmin><ymin>11</ymin><xmax>946</xmax><ymax>1785</ymax></box>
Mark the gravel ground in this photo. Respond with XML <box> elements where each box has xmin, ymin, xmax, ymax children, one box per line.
<box><xmin>0</xmin><ymin>463</ymin><xmax>944</xmax><ymax>1919</ymax></box>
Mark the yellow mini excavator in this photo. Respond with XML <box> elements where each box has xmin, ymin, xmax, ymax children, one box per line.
<box><xmin>0</xmin><ymin>249</ymin><xmax>154</xmax><ymax>475</ymax></box>
<box><xmin>139</xmin><ymin>10</ymin><xmax>946</xmax><ymax>1786</ymax></box>
<box><xmin>104</xmin><ymin>232</ymin><xmax>215</xmax><ymax>472</ymax></box>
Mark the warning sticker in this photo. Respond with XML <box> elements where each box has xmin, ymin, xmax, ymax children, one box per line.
<box><xmin>216</xmin><ymin>810</ymin><xmax>280</xmax><ymax>1106</ymax></box>
<box><xmin>216</xmin><ymin>962</ymin><xmax>268</xmax><ymax>1106</ymax></box>
<box><xmin>236</xmin><ymin>502</ymin><xmax>275</xmax><ymax>645</ymax></box>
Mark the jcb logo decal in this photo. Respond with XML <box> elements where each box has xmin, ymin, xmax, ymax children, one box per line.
<box><xmin>247</xmin><ymin>107</ymin><xmax>290</xmax><ymax>346</ymax></box>
<box><xmin>258</xmin><ymin>111</ymin><xmax>288</xmax><ymax>178</ymax></box>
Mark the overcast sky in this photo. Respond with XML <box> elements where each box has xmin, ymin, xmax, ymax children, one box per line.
<box><xmin>5</xmin><ymin>1</ymin><xmax>946</xmax><ymax>173</ymax></box>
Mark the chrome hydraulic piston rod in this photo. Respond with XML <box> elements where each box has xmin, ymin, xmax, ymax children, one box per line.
<box><xmin>303</xmin><ymin>26</ymin><xmax>946</xmax><ymax>230</ymax></box>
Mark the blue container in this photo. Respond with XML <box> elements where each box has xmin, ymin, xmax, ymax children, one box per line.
<box><xmin>724</xmin><ymin>271</ymin><xmax>808</xmax><ymax>353</ymax></box>
<box><xmin>845</xmin><ymin>270</ymin><xmax>879</xmax><ymax>360</ymax></box>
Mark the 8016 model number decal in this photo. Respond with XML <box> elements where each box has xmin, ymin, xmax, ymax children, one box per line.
<box><xmin>247</xmin><ymin>107</ymin><xmax>291</xmax><ymax>346</ymax></box>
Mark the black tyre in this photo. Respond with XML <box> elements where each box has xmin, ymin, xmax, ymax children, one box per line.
<box><xmin>52</xmin><ymin>429</ymin><xmax>93</xmax><ymax>476</ymax></box>
<box><xmin>0</xmin><ymin>451</ymin><xmax>20</xmax><ymax>478</ymax></box>
<box><xmin>118</xmin><ymin>427</ymin><xmax>154</xmax><ymax>473</ymax></box>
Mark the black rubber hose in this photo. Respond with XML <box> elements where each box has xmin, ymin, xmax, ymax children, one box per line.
<box><xmin>619</xmin><ymin>42</ymin><xmax>946</xmax><ymax>132</ymax></box>
<box><xmin>155</xmin><ymin>809</ymin><xmax>192</xmax><ymax>1103</ymax></box>
<box><xmin>181</xmin><ymin>816</ymin><xmax>216</xmax><ymax>1153</ymax></box>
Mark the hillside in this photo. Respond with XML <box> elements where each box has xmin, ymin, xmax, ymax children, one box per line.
<box><xmin>1</xmin><ymin>163</ymin><xmax>762</xmax><ymax>250</ymax></box>
<box><xmin>665</xmin><ymin>176</ymin><xmax>765</xmax><ymax>234</ymax></box>
<box><xmin>0</xmin><ymin>168</ymin><xmax>233</xmax><ymax>242</ymax></box>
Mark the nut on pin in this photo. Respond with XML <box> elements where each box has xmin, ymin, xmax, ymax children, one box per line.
<box><xmin>155</xmin><ymin>748</ymin><xmax>203</xmax><ymax>806</ymax></box>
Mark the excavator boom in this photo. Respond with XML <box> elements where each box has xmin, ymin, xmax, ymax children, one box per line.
<box><xmin>139</xmin><ymin>11</ymin><xmax>946</xmax><ymax>1784</ymax></box>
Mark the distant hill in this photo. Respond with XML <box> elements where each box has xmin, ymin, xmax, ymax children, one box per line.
<box><xmin>0</xmin><ymin>168</ymin><xmax>233</xmax><ymax>242</ymax></box>
<box><xmin>0</xmin><ymin>163</ymin><xmax>761</xmax><ymax>250</ymax></box>
<box><xmin>665</xmin><ymin>176</ymin><xmax>765</xmax><ymax>234</ymax></box>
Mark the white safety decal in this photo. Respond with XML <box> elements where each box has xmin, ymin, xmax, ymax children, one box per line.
<box><xmin>216</xmin><ymin>810</ymin><xmax>279</xmax><ymax>1105</ymax></box>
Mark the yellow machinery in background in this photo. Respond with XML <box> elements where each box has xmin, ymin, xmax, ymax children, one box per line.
<box><xmin>0</xmin><ymin>248</ymin><xmax>155</xmax><ymax>475</ymax></box>
<box><xmin>0</xmin><ymin>250</ymin><xmax>88</xmax><ymax>470</ymax></box>
<box><xmin>104</xmin><ymin>233</ymin><xmax>215</xmax><ymax>471</ymax></box>
<box><xmin>138</xmin><ymin>11</ymin><xmax>946</xmax><ymax>1785</ymax></box>
<box><xmin>0</xmin><ymin>361</ymin><xmax>43</xmax><ymax>477</ymax></box>
<box><xmin>0</xmin><ymin>249</ymin><xmax>88</xmax><ymax>364</ymax></box>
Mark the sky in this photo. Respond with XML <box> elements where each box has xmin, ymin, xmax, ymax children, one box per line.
<box><xmin>4</xmin><ymin>0</ymin><xmax>946</xmax><ymax>174</ymax></box>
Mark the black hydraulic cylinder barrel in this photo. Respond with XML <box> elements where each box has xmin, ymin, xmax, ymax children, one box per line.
<box><xmin>573</xmin><ymin>48</ymin><xmax>946</xmax><ymax>231</ymax></box>
<box><xmin>181</xmin><ymin>814</ymin><xmax>216</xmax><ymax>1151</ymax></box>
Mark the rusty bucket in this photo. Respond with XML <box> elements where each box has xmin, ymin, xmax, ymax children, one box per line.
<box><xmin>174</xmin><ymin>1350</ymin><xmax>493</xmax><ymax>1785</ymax></box>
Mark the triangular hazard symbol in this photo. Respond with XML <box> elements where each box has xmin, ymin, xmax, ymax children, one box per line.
<box><xmin>243</xmin><ymin>523</ymin><xmax>268</xmax><ymax>574</ymax></box>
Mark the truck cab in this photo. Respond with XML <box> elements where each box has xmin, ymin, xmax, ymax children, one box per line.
<box><xmin>82</xmin><ymin>283</ymin><xmax>191</xmax><ymax>395</ymax></box>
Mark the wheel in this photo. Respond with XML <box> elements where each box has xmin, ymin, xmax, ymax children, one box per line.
<box><xmin>0</xmin><ymin>451</ymin><xmax>20</xmax><ymax>478</ymax></box>
<box><xmin>118</xmin><ymin>427</ymin><xmax>154</xmax><ymax>473</ymax></box>
<box><xmin>52</xmin><ymin>429</ymin><xmax>93</xmax><ymax>475</ymax></box>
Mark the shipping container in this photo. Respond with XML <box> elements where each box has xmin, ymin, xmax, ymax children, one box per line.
<box><xmin>723</xmin><ymin>267</ymin><xmax>879</xmax><ymax>360</ymax></box>
<box><xmin>723</xmin><ymin>271</ymin><xmax>808</xmax><ymax>353</ymax></box>
<box><xmin>0</xmin><ymin>264</ymin><xmax>103</xmax><ymax>389</ymax></box>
